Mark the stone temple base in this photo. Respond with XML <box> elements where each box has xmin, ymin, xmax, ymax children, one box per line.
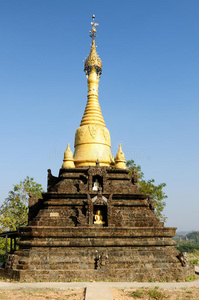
<box><xmin>0</xmin><ymin>265</ymin><xmax>195</xmax><ymax>282</ymax></box>
<box><xmin>0</xmin><ymin>167</ymin><xmax>195</xmax><ymax>282</ymax></box>
<box><xmin>0</xmin><ymin>227</ymin><xmax>195</xmax><ymax>282</ymax></box>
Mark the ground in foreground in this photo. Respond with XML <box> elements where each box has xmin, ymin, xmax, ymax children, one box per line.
<box><xmin>112</xmin><ymin>287</ymin><xmax>199</xmax><ymax>299</ymax></box>
<box><xmin>0</xmin><ymin>288</ymin><xmax>85</xmax><ymax>300</ymax></box>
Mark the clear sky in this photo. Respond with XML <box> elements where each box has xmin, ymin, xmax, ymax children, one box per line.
<box><xmin>0</xmin><ymin>0</ymin><xmax>198</xmax><ymax>232</ymax></box>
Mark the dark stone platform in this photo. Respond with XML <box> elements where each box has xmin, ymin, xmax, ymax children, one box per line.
<box><xmin>0</xmin><ymin>165</ymin><xmax>194</xmax><ymax>281</ymax></box>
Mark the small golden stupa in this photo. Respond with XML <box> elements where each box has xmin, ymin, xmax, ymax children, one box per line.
<box><xmin>62</xmin><ymin>143</ymin><xmax>75</xmax><ymax>168</ymax></box>
<box><xmin>63</xmin><ymin>15</ymin><xmax>126</xmax><ymax>169</ymax></box>
<box><xmin>115</xmin><ymin>144</ymin><xmax>127</xmax><ymax>169</ymax></box>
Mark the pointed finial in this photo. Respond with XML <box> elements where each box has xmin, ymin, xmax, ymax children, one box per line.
<box><xmin>84</xmin><ymin>15</ymin><xmax>102</xmax><ymax>77</ymax></box>
<box><xmin>62</xmin><ymin>143</ymin><xmax>75</xmax><ymax>168</ymax></box>
<box><xmin>96</xmin><ymin>159</ymin><xmax>100</xmax><ymax>167</ymax></box>
<box><xmin>90</xmin><ymin>14</ymin><xmax>99</xmax><ymax>40</ymax></box>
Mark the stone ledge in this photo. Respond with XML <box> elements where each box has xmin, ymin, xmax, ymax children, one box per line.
<box><xmin>18</xmin><ymin>238</ymin><xmax>176</xmax><ymax>247</ymax></box>
<box><xmin>19</xmin><ymin>226</ymin><xmax>176</xmax><ymax>238</ymax></box>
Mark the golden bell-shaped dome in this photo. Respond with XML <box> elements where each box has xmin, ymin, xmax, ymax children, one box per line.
<box><xmin>73</xmin><ymin>16</ymin><xmax>113</xmax><ymax>167</ymax></box>
<box><xmin>62</xmin><ymin>143</ymin><xmax>75</xmax><ymax>168</ymax></box>
<box><xmin>115</xmin><ymin>144</ymin><xmax>127</xmax><ymax>169</ymax></box>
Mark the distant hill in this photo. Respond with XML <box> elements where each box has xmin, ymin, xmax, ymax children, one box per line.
<box><xmin>174</xmin><ymin>231</ymin><xmax>199</xmax><ymax>253</ymax></box>
<box><xmin>187</xmin><ymin>231</ymin><xmax>199</xmax><ymax>242</ymax></box>
<box><xmin>174</xmin><ymin>231</ymin><xmax>199</xmax><ymax>242</ymax></box>
<box><xmin>173</xmin><ymin>234</ymin><xmax>186</xmax><ymax>241</ymax></box>
<box><xmin>177</xmin><ymin>231</ymin><xmax>193</xmax><ymax>236</ymax></box>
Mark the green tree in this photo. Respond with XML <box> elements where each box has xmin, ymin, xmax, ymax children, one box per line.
<box><xmin>127</xmin><ymin>160</ymin><xmax>167</xmax><ymax>222</ymax></box>
<box><xmin>187</xmin><ymin>231</ymin><xmax>199</xmax><ymax>242</ymax></box>
<box><xmin>0</xmin><ymin>176</ymin><xmax>44</xmax><ymax>231</ymax></box>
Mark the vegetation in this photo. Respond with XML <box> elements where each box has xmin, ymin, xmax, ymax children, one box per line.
<box><xmin>128</xmin><ymin>287</ymin><xmax>165</xmax><ymax>299</ymax></box>
<box><xmin>175</xmin><ymin>231</ymin><xmax>199</xmax><ymax>253</ymax></box>
<box><xmin>115</xmin><ymin>287</ymin><xmax>199</xmax><ymax>299</ymax></box>
<box><xmin>185</xmin><ymin>275</ymin><xmax>196</xmax><ymax>282</ymax></box>
<box><xmin>0</xmin><ymin>176</ymin><xmax>44</xmax><ymax>231</ymax></box>
<box><xmin>0</xmin><ymin>176</ymin><xmax>44</xmax><ymax>261</ymax></box>
<box><xmin>127</xmin><ymin>160</ymin><xmax>167</xmax><ymax>222</ymax></box>
<box><xmin>174</xmin><ymin>231</ymin><xmax>199</xmax><ymax>265</ymax></box>
<box><xmin>176</xmin><ymin>242</ymin><xmax>199</xmax><ymax>253</ymax></box>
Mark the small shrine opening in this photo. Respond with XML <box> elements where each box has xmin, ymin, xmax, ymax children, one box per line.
<box><xmin>92</xmin><ymin>175</ymin><xmax>103</xmax><ymax>191</ymax></box>
<box><xmin>93</xmin><ymin>205</ymin><xmax>107</xmax><ymax>226</ymax></box>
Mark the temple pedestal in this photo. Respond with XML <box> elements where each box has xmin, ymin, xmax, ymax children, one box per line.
<box><xmin>0</xmin><ymin>166</ymin><xmax>195</xmax><ymax>281</ymax></box>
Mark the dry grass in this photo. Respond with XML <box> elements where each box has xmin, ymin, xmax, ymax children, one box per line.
<box><xmin>0</xmin><ymin>288</ymin><xmax>85</xmax><ymax>300</ymax></box>
<box><xmin>112</xmin><ymin>287</ymin><xmax>199</xmax><ymax>299</ymax></box>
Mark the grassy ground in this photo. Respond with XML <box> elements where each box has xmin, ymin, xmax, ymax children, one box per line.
<box><xmin>188</xmin><ymin>249</ymin><xmax>199</xmax><ymax>266</ymax></box>
<box><xmin>112</xmin><ymin>287</ymin><xmax>199</xmax><ymax>299</ymax></box>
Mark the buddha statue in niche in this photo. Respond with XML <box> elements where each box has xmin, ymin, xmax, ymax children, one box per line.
<box><xmin>94</xmin><ymin>210</ymin><xmax>105</xmax><ymax>225</ymax></box>
<box><xmin>93</xmin><ymin>179</ymin><xmax>100</xmax><ymax>191</ymax></box>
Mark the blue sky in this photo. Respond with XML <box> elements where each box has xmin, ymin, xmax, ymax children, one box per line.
<box><xmin>0</xmin><ymin>0</ymin><xmax>198</xmax><ymax>231</ymax></box>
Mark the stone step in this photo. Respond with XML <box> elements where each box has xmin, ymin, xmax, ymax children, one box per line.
<box><xmin>85</xmin><ymin>285</ymin><xmax>113</xmax><ymax>300</ymax></box>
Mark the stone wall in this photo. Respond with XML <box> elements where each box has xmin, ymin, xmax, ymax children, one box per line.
<box><xmin>0</xmin><ymin>165</ymin><xmax>195</xmax><ymax>281</ymax></box>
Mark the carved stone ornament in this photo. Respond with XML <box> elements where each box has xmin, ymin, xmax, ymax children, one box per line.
<box><xmin>77</xmin><ymin>208</ymin><xmax>87</xmax><ymax>225</ymax></box>
<box><xmin>88</xmin><ymin>166</ymin><xmax>107</xmax><ymax>177</ymax></box>
<box><xmin>92</xmin><ymin>195</ymin><xmax>107</xmax><ymax>205</ymax></box>
<box><xmin>148</xmin><ymin>198</ymin><xmax>155</xmax><ymax>211</ymax></box>
<box><xmin>115</xmin><ymin>210</ymin><xmax>123</xmax><ymax>225</ymax></box>
<box><xmin>177</xmin><ymin>252</ymin><xmax>189</xmax><ymax>267</ymax></box>
<box><xmin>95</xmin><ymin>252</ymin><xmax>109</xmax><ymax>269</ymax></box>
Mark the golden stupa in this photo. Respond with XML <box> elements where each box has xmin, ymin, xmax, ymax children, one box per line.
<box><xmin>73</xmin><ymin>15</ymin><xmax>114</xmax><ymax>167</ymax></box>
<box><xmin>63</xmin><ymin>15</ymin><xmax>126</xmax><ymax>169</ymax></box>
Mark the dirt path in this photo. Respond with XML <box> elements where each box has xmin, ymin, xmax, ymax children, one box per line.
<box><xmin>1</xmin><ymin>277</ymin><xmax>199</xmax><ymax>300</ymax></box>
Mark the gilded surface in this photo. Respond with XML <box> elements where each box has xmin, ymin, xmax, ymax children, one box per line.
<box><xmin>88</xmin><ymin>125</ymin><xmax>97</xmax><ymax>139</ymax></box>
<box><xmin>73</xmin><ymin>16</ymin><xmax>115</xmax><ymax>167</ymax></box>
<box><xmin>74</xmin><ymin>125</ymin><xmax>111</xmax><ymax>146</ymax></box>
<box><xmin>75</xmin><ymin>126</ymin><xmax>86</xmax><ymax>145</ymax></box>
<box><xmin>84</xmin><ymin>40</ymin><xmax>102</xmax><ymax>75</ymax></box>
<box><xmin>62</xmin><ymin>144</ymin><xmax>75</xmax><ymax>168</ymax></box>
<box><xmin>115</xmin><ymin>144</ymin><xmax>127</xmax><ymax>169</ymax></box>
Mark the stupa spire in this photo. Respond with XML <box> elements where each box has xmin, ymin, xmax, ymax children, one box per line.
<box><xmin>73</xmin><ymin>15</ymin><xmax>114</xmax><ymax>167</ymax></box>
<box><xmin>80</xmin><ymin>15</ymin><xmax>104</xmax><ymax>127</ymax></box>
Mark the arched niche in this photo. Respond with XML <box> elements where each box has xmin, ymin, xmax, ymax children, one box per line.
<box><xmin>88</xmin><ymin>165</ymin><xmax>107</xmax><ymax>193</ymax></box>
<box><xmin>87</xmin><ymin>194</ymin><xmax>110</xmax><ymax>227</ymax></box>
<box><xmin>92</xmin><ymin>175</ymin><xmax>103</xmax><ymax>192</ymax></box>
